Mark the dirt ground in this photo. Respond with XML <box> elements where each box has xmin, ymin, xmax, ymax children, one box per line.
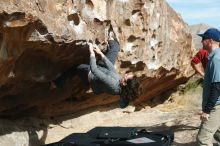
<box><xmin>39</xmin><ymin>85</ymin><xmax>204</xmax><ymax>145</ymax></box>
<box><xmin>1</xmin><ymin>84</ymin><xmax>219</xmax><ymax>146</ymax></box>
<box><xmin>40</xmin><ymin>87</ymin><xmax>218</xmax><ymax>146</ymax></box>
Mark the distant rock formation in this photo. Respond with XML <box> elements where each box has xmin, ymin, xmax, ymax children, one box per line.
<box><xmin>0</xmin><ymin>0</ymin><xmax>194</xmax><ymax>117</ymax></box>
<box><xmin>190</xmin><ymin>24</ymin><xmax>211</xmax><ymax>50</ymax></box>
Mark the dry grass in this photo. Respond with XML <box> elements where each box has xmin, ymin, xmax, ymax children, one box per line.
<box><xmin>157</xmin><ymin>85</ymin><xmax>202</xmax><ymax>112</ymax></box>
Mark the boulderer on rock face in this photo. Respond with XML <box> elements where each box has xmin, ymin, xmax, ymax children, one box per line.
<box><xmin>0</xmin><ymin>0</ymin><xmax>194</xmax><ymax>117</ymax></box>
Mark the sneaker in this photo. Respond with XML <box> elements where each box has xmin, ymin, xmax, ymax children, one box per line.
<box><xmin>108</xmin><ymin>24</ymin><xmax>118</xmax><ymax>42</ymax></box>
<box><xmin>85</xmin><ymin>88</ymin><xmax>93</xmax><ymax>94</ymax></box>
<box><xmin>108</xmin><ymin>31</ymin><xmax>115</xmax><ymax>41</ymax></box>
<box><xmin>49</xmin><ymin>81</ymin><xmax>57</xmax><ymax>90</ymax></box>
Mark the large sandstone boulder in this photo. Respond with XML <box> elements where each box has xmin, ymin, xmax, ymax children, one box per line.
<box><xmin>0</xmin><ymin>0</ymin><xmax>193</xmax><ymax>117</ymax></box>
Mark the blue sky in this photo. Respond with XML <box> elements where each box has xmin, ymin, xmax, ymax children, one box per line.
<box><xmin>166</xmin><ymin>0</ymin><xmax>220</xmax><ymax>28</ymax></box>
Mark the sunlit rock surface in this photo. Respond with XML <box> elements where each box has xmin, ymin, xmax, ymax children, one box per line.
<box><xmin>0</xmin><ymin>0</ymin><xmax>193</xmax><ymax>117</ymax></box>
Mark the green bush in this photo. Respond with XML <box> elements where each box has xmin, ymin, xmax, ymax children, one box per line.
<box><xmin>179</xmin><ymin>78</ymin><xmax>203</xmax><ymax>94</ymax></box>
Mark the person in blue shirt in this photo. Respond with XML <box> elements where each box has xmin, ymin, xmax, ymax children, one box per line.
<box><xmin>196</xmin><ymin>28</ymin><xmax>220</xmax><ymax>146</ymax></box>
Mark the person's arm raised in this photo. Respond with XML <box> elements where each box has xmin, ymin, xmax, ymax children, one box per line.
<box><xmin>93</xmin><ymin>44</ymin><xmax>116</xmax><ymax>72</ymax></box>
<box><xmin>88</xmin><ymin>42</ymin><xmax>95</xmax><ymax>57</ymax></box>
<box><xmin>88</xmin><ymin>43</ymin><xmax>117</xmax><ymax>88</ymax></box>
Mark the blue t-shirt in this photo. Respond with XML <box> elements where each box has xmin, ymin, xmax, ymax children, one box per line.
<box><xmin>202</xmin><ymin>48</ymin><xmax>220</xmax><ymax>110</ymax></box>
